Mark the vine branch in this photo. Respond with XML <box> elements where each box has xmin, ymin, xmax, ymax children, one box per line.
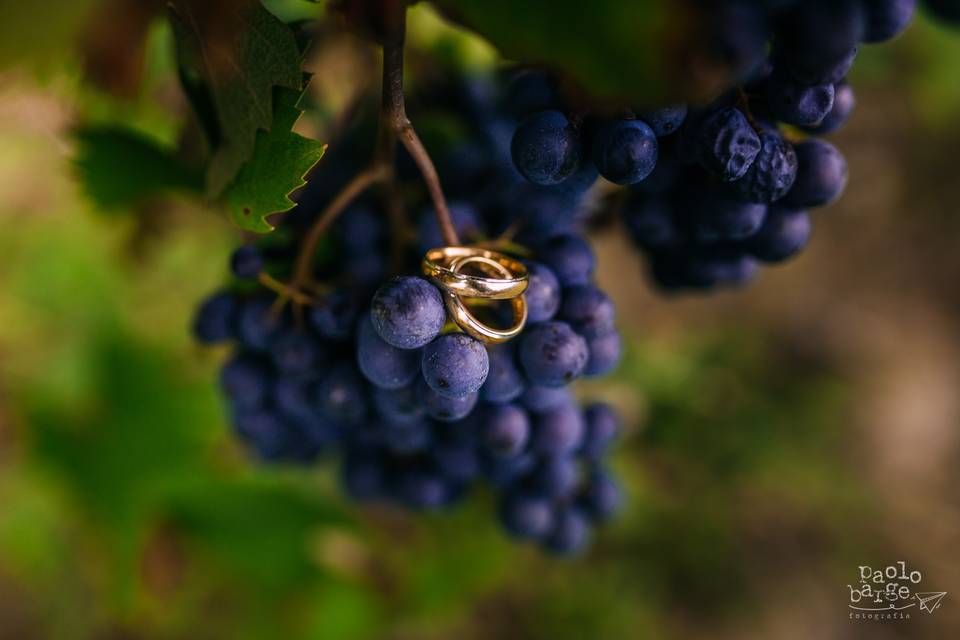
<box><xmin>285</xmin><ymin>0</ymin><xmax>456</xmax><ymax>300</ymax></box>
<box><xmin>291</xmin><ymin>164</ymin><xmax>389</xmax><ymax>288</ymax></box>
<box><xmin>379</xmin><ymin>4</ymin><xmax>458</xmax><ymax>247</ymax></box>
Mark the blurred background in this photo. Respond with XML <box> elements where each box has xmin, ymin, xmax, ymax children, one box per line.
<box><xmin>1</xmin><ymin>2</ymin><xmax>959</xmax><ymax>639</ymax></box>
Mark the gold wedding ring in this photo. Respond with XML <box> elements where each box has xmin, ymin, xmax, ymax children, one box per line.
<box><xmin>422</xmin><ymin>246</ymin><xmax>528</xmax><ymax>299</ymax></box>
<box><xmin>422</xmin><ymin>246</ymin><xmax>529</xmax><ymax>344</ymax></box>
<box><xmin>442</xmin><ymin>288</ymin><xmax>528</xmax><ymax>344</ymax></box>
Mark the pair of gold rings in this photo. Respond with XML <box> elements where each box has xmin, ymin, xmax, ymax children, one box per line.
<box><xmin>422</xmin><ymin>246</ymin><xmax>529</xmax><ymax>344</ymax></box>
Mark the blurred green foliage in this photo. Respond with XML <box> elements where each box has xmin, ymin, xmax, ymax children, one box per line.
<box><xmin>72</xmin><ymin>127</ymin><xmax>203</xmax><ymax>210</ymax></box>
<box><xmin>0</xmin><ymin>0</ymin><xmax>98</xmax><ymax>73</ymax></box>
<box><xmin>168</xmin><ymin>0</ymin><xmax>307</xmax><ymax>196</ymax></box>
<box><xmin>0</xmin><ymin>188</ymin><xmax>877</xmax><ymax>635</ymax></box>
<box><xmin>431</xmin><ymin>0</ymin><xmax>671</xmax><ymax>102</ymax></box>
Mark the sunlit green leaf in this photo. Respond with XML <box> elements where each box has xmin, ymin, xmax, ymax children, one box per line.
<box><xmin>223</xmin><ymin>87</ymin><xmax>326</xmax><ymax>233</ymax></box>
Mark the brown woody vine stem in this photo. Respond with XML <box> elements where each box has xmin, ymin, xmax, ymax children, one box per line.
<box><xmin>379</xmin><ymin>4</ymin><xmax>457</xmax><ymax>246</ymax></box>
<box><xmin>285</xmin><ymin>0</ymin><xmax>456</xmax><ymax>301</ymax></box>
<box><xmin>290</xmin><ymin>164</ymin><xmax>389</xmax><ymax>288</ymax></box>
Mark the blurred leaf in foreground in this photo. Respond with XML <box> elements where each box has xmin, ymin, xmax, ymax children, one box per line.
<box><xmin>27</xmin><ymin>332</ymin><xmax>221</xmax><ymax>527</ymax></box>
<box><xmin>168</xmin><ymin>0</ymin><xmax>305</xmax><ymax>196</ymax></box>
<box><xmin>72</xmin><ymin>126</ymin><xmax>203</xmax><ymax>211</ymax></box>
<box><xmin>428</xmin><ymin>0</ymin><xmax>672</xmax><ymax>103</ymax></box>
<box><xmin>24</xmin><ymin>329</ymin><xmax>349</xmax><ymax>614</ymax></box>
<box><xmin>165</xmin><ymin>473</ymin><xmax>348</xmax><ymax>589</ymax></box>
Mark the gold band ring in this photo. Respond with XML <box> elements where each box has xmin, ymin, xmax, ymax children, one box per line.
<box><xmin>422</xmin><ymin>246</ymin><xmax>528</xmax><ymax>299</ymax></box>
<box><xmin>447</xmin><ymin>254</ymin><xmax>512</xmax><ymax>283</ymax></box>
<box><xmin>441</xmin><ymin>289</ymin><xmax>528</xmax><ymax>344</ymax></box>
<box><xmin>422</xmin><ymin>245</ymin><xmax>529</xmax><ymax>344</ymax></box>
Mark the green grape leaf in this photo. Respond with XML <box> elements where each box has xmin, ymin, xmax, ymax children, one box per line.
<box><xmin>223</xmin><ymin>87</ymin><xmax>326</xmax><ymax>233</ymax></box>
<box><xmin>169</xmin><ymin>0</ymin><xmax>304</xmax><ymax>197</ymax></box>
<box><xmin>428</xmin><ymin>0</ymin><xmax>677</xmax><ymax>103</ymax></box>
<box><xmin>72</xmin><ymin>126</ymin><xmax>203</xmax><ymax>210</ymax></box>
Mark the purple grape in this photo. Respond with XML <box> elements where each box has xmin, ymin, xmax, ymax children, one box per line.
<box><xmin>236</xmin><ymin>296</ymin><xmax>286</xmax><ymax>351</ymax></box>
<box><xmin>696</xmin><ymin>108</ymin><xmax>761</xmax><ymax>182</ymax></box>
<box><xmin>230</xmin><ymin>245</ymin><xmax>263</xmax><ymax>280</ymax></box>
<box><xmin>639</xmin><ymin>105</ymin><xmax>688</xmax><ymax>137</ymax></box>
<box><xmin>731</xmin><ymin>128</ymin><xmax>798</xmax><ymax>203</ymax></box>
<box><xmin>519</xmin><ymin>321</ymin><xmax>589</xmax><ymax>388</ymax></box>
<box><xmin>745</xmin><ymin>207</ymin><xmax>812</xmax><ymax>263</ymax></box>
<box><xmin>500</xmin><ymin>491</ymin><xmax>555</xmax><ymax>540</ymax></box>
<box><xmin>520</xmin><ymin>385</ymin><xmax>574</xmax><ymax>413</ymax></box>
<box><xmin>371</xmin><ymin>385</ymin><xmax>426</xmax><ymax>424</ymax></box>
<box><xmin>309</xmin><ymin>290</ymin><xmax>359</xmax><ymax>341</ymax></box>
<box><xmin>482</xmin><ymin>342</ymin><xmax>526</xmax><ymax>404</ymax></box>
<box><xmin>691</xmin><ymin>190</ymin><xmax>768</xmax><ymax>243</ymax></box>
<box><xmin>766</xmin><ymin>73</ymin><xmax>835</xmax><ymax>126</ymax></box>
<box><xmin>622</xmin><ymin>193</ymin><xmax>684</xmax><ymax>251</ymax></box>
<box><xmin>220</xmin><ymin>354</ymin><xmax>268</xmax><ymax>411</ymax></box>
<box><xmin>193</xmin><ymin>291</ymin><xmax>238</xmax><ymax>344</ymax></box>
<box><xmin>539</xmin><ymin>234</ymin><xmax>596</xmax><ymax>286</ymax></box>
<box><xmin>481</xmin><ymin>403</ymin><xmax>531</xmax><ymax>457</ymax></box>
<box><xmin>381</xmin><ymin>420</ymin><xmax>432</xmax><ymax>455</ymax></box>
<box><xmin>421</xmin><ymin>333</ymin><xmax>490</xmax><ymax>398</ymax></box>
<box><xmin>527</xmin><ymin>456</ymin><xmax>579</xmax><ymax>499</ymax></box>
<box><xmin>522</xmin><ymin>261</ymin><xmax>562</xmax><ymax>323</ymax></box>
<box><xmin>578</xmin><ymin>469</ymin><xmax>622</xmax><ymax>523</ymax></box>
<box><xmin>271</xmin><ymin>331</ymin><xmax>322</xmax><ymax>377</ymax></box>
<box><xmin>532</xmin><ymin>402</ymin><xmax>586</xmax><ymax>456</ymax></box>
<box><xmin>416</xmin><ymin>378</ymin><xmax>479</xmax><ymax>422</ymax></box>
<box><xmin>781</xmin><ymin>139</ymin><xmax>848</xmax><ymax>208</ymax></box>
<box><xmin>584</xmin><ymin>330</ymin><xmax>622</xmax><ymax>377</ymax></box>
<box><xmin>511</xmin><ymin>110</ymin><xmax>581</xmax><ymax>186</ymax></box>
<box><xmin>545</xmin><ymin>508</ymin><xmax>590</xmax><ymax>555</ymax></box>
<box><xmin>371</xmin><ymin>276</ymin><xmax>446</xmax><ymax>350</ymax></box>
<box><xmin>580</xmin><ymin>403</ymin><xmax>621</xmax><ymax>461</ymax></box>
<box><xmin>802</xmin><ymin>82</ymin><xmax>855</xmax><ymax>135</ymax></box>
<box><xmin>341</xmin><ymin>450</ymin><xmax>386</xmax><ymax>501</ymax></box>
<box><xmin>559</xmin><ymin>284</ymin><xmax>616</xmax><ymax>339</ymax></box>
<box><xmin>863</xmin><ymin>0</ymin><xmax>916</xmax><ymax>42</ymax></box>
<box><xmin>357</xmin><ymin>316</ymin><xmax>421</xmax><ymax>390</ymax></box>
<box><xmin>315</xmin><ymin>363</ymin><xmax>367</xmax><ymax>425</ymax></box>
<box><xmin>591</xmin><ymin>119</ymin><xmax>658</xmax><ymax>185</ymax></box>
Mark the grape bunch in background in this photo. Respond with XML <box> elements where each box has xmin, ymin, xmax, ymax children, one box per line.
<box><xmin>508</xmin><ymin>0</ymin><xmax>927</xmax><ymax>291</ymax></box>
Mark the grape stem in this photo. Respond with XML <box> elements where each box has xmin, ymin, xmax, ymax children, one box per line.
<box><xmin>736</xmin><ymin>86</ymin><xmax>761</xmax><ymax>132</ymax></box>
<box><xmin>379</xmin><ymin>6</ymin><xmax>458</xmax><ymax>247</ymax></box>
<box><xmin>258</xmin><ymin>271</ymin><xmax>315</xmax><ymax>305</ymax></box>
<box><xmin>290</xmin><ymin>164</ymin><xmax>389</xmax><ymax>288</ymax></box>
<box><xmin>287</xmin><ymin>0</ymin><xmax>456</xmax><ymax>299</ymax></box>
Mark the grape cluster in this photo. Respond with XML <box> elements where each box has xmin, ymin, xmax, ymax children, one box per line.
<box><xmin>507</xmin><ymin>0</ymin><xmax>921</xmax><ymax>292</ymax></box>
<box><xmin>356</xmin><ymin>243</ymin><xmax>623</xmax><ymax>554</ymax></box>
<box><xmin>194</xmin><ymin>100</ymin><xmax>624</xmax><ymax>553</ymax></box>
